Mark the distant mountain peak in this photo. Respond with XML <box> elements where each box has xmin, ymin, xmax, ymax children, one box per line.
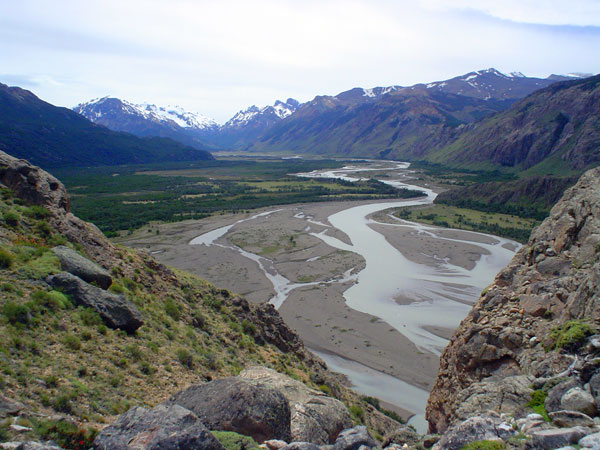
<box><xmin>223</xmin><ymin>98</ymin><xmax>300</xmax><ymax>129</ymax></box>
<box><xmin>74</xmin><ymin>97</ymin><xmax>218</xmax><ymax>131</ymax></box>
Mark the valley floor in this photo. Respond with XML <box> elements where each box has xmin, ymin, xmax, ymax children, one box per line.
<box><xmin>117</xmin><ymin>187</ymin><xmax>517</xmax><ymax>423</ymax></box>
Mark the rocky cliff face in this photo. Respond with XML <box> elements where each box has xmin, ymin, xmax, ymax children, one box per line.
<box><xmin>426</xmin><ymin>166</ymin><xmax>600</xmax><ymax>433</ymax></box>
<box><xmin>428</xmin><ymin>75</ymin><xmax>600</xmax><ymax>173</ymax></box>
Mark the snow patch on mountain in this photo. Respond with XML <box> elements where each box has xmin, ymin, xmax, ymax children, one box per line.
<box><xmin>223</xmin><ymin>98</ymin><xmax>299</xmax><ymax>129</ymax></box>
<box><xmin>74</xmin><ymin>97</ymin><xmax>218</xmax><ymax>131</ymax></box>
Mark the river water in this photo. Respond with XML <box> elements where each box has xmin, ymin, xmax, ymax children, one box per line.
<box><xmin>190</xmin><ymin>161</ymin><xmax>518</xmax><ymax>432</ymax></box>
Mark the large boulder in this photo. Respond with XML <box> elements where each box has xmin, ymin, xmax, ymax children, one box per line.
<box><xmin>240</xmin><ymin>366</ymin><xmax>352</xmax><ymax>444</ymax></box>
<box><xmin>0</xmin><ymin>151</ymin><xmax>69</xmax><ymax>213</ymax></box>
<box><xmin>169</xmin><ymin>377</ymin><xmax>291</xmax><ymax>443</ymax></box>
<box><xmin>560</xmin><ymin>387</ymin><xmax>597</xmax><ymax>416</ymax></box>
<box><xmin>382</xmin><ymin>425</ymin><xmax>421</xmax><ymax>447</ymax></box>
<box><xmin>545</xmin><ymin>380</ymin><xmax>580</xmax><ymax>413</ymax></box>
<box><xmin>47</xmin><ymin>272</ymin><xmax>143</xmax><ymax>333</ymax></box>
<box><xmin>93</xmin><ymin>404</ymin><xmax>224</xmax><ymax>450</ymax></box>
<box><xmin>432</xmin><ymin>416</ymin><xmax>515</xmax><ymax>450</ymax></box>
<box><xmin>330</xmin><ymin>426</ymin><xmax>377</xmax><ymax>450</ymax></box>
<box><xmin>549</xmin><ymin>410</ymin><xmax>595</xmax><ymax>428</ymax></box>
<box><xmin>453</xmin><ymin>376</ymin><xmax>533</xmax><ymax>423</ymax></box>
<box><xmin>530</xmin><ymin>427</ymin><xmax>587</xmax><ymax>450</ymax></box>
<box><xmin>51</xmin><ymin>246</ymin><xmax>112</xmax><ymax>289</ymax></box>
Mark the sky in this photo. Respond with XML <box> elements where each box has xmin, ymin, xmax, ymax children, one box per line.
<box><xmin>1</xmin><ymin>0</ymin><xmax>600</xmax><ymax>123</ymax></box>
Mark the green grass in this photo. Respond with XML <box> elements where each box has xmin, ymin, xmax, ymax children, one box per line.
<box><xmin>55</xmin><ymin>158</ymin><xmax>422</xmax><ymax>236</ymax></box>
<box><xmin>211</xmin><ymin>430</ymin><xmax>261</xmax><ymax>450</ymax></box>
<box><xmin>0</xmin><ymin>181</ymin><xmax>343</xmax><ymax>444</ymax></box>
<box><xmin>394</xmin><ymin>204</ymin><xmax>538</xmax><ymax>243</ymax></box>
<box><xmin>526</xmin><ymin>390</ymin><xmax>550</xmax><ymax>422</ymax></box>
<box><xmin>548</xmin><ymin>320</ymin><xmax>596</xmax><ymax>351</ymax></box>
<box><xmin>461</xmin><ymin>440</ymin><xmax>506</xmax><ymax>450</ymax></box>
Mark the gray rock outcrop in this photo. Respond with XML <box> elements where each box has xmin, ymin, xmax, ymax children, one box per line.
<box><xmin>240</xmin><ymin>366</ymin><xmax>352</xmax><ymax>444</ymax></box>
<box><xmin>51</xmin><ymin>245</ymin><xmax>112</xmax><ymax>289</ymax></box>
<box><xmin>549</xmin><ymin>410</ymin><xmax>596</xmax><ymax>428</ymax></box>
<box><xmin>47</xmin><ymin>272</ymin><xmax>142</xmax><ymax>332</ymax></box>
<box><xmin>330</xmin><ymin>426</ymin><xmax>377</xmax><ymax>450</ymax></box>
<box><xmin>382</xmin><ymin>425</ymin><xmax>421</xmax><ymax>447</ymax></box>
<box><xmin>432</xmin><ymin>415</ymin><xmax>515</xmax><ymax>450</ymax></box>
<box><xmin>427</xmin><ymin>167</ymin><xmax>600</xmax><ymax>433</ymax></box>
<box><xmin>92</xmin><ymin>403</ymin><xmax>224</xmax><ymax>450</ymax></box>
<box><xmin>169</xmin><ymin>377</ymin><xmax>291</xmax><ymax>443</ymax></box>
<box><xmin>530</xmin><ymin>427</ymin><xmax>587</xmax><ymax>450</ymax></box>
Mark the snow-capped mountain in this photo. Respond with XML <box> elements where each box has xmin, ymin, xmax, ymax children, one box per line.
<box><xmin>409</xmin><ymin>68</ymin><xmax>558</xmax><ymax>100</ymax></box>
<box><xmin>223</xmin><ymin>98</ymin><xmax>300</xmax><ymax>130</ymax></box>
<box><xmin>73</xmin><ymin>97</ymin><xmax>217</xmax><ymax>150</ymax></box>
<box><xmin>248</xmin><ymin>69</ymin><xmax>592</xmax><ymax>158</ymax></box>
<box><xmin>74</xmin><ymin>97</ymin><xmax>218</xmax><ymax>132</ymax></box>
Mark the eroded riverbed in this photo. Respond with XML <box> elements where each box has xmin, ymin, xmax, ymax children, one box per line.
<box><xmin>118</xmin><ymin>161</ymin><xmax>519</xmax><ymax>430</ymax></box>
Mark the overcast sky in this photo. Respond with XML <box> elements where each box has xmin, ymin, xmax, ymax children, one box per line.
<box><xmin>1</xmin><ymin>0</ymin><xmax>599</xmax><ymax>122</ymax></box>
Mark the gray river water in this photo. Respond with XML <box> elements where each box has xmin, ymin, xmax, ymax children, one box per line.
<box><xmin>190</xmin><ymin>161</ymin><xmax>519</xmax><ymax>432</ymax></box>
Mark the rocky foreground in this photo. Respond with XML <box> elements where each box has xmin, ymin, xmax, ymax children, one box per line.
<box><xmin>2</xmin><ymin>150</ymin><xmax>600</xmax><ymax>450</ymax></box>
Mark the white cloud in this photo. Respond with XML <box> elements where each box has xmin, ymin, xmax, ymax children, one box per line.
<box><xmin>0</xmin><ymin>0</ymin><xmax>599</xmax><ymax>121</ymax></box>
<box><xmin>416</xmin><ymin>0</ymin><xmax>600</xmax><ymax>27</ymax></box>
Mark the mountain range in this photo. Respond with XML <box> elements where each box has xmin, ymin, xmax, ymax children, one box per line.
<box><xmin>426</xmin><ymin>75</ymin><xmax>600</xmax><ymax>174</ymax></box>
<box><xmin>1</xmin><ymin>68</ymin><xmax>597</xmax><ymax>175</ymax></box>
<box><xmin>72</xmin><ymin>69</ymin><xmax>595</xmax><ymax>170</ymax></box>
<box><xmin>0</xmin><ymin>83</ymin><xmax>213</xmax><ymax>169</ymax></box>
<box><xmin>74</xmin><ymin>97</ymin><xmax>300</xmax><ymax>150</ymax></box>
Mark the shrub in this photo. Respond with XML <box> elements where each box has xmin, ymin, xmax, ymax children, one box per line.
<box><xmin>2</xmin><ymin>302</ymin><xmax>30</xmax><ymax>325</ymax></box>
<box><xmin>79</xmin><ymin>308</ymin><xmax>102</xmax><ymax>326</ymax></box>
<box><xmin>164</xmin><ymin>298</ymin><xmax>181</xmax><ymax>321</ymax></box>
<box><xmin>211</xmin><ymin>431</ymin><xmax>261</xmax><ymax>450</ymax></box>
<box><xmin>124</xmin><ymin>344</ymin><xmax>144</xmax><ymax>362</ymax></box>
<box><xmin>349</xmin><ymin>404</ymin><xmax>364</xmax><ymax>421</ymax></box>
<box><xmin>139</xmin><ymin>361</ymin><xmax>156</xmax><ymax>375</ymax></box>
<box><xmin>24</xmin><ymin>205</ymin><xmax>51</xmax><ymax>219</ymax></box>
<box><xmin>34</xmin><ymin>220</ymin><xmax>52</xmax><ymax>237</ymax></box>
<box><xmin>23</xmin><ymin>251</ymin><xmax>61</xmax><ymax>278</ymax></box>
<box><xmin>63</xmin><ymin>334</ymin><xmax>81</xmax><ymax>351</ymax></box>
<box><xmin>3</xmin><ymin>211</ymin><xmax>19</xmax><ymax>227</ymax></box>
<box><xmin>32</xmin><ymin>290</ymin><xmax>70</xmax><ymax>311</ymax></box>
<box><xmin>108</xmin><ymin>283</ymin><xmax>125</xmax><ymax>294</ymax></box>
<box><xmin>0</xmin><ymin>249</ymin><xmax>14</xmax><ymax>269</ymax></box>
<box><xmin>177</xmin><ymin>348</ymin><xmax>194</xmax><ymax>369</ymax></box>
<box><xmin>0</xmin><ymin>283</ymin><xmax>14</xmax><ymax>292</ymax></box>
<box><xmin>318</xmin><ymin>384</ymin><xmax>331</xmax><ymax>395</ymax></box>
<box><xmin>549</xmin><ymin>320</ymin><xmax>596</xmax><ymax>351</ymax></box>
<box><xmin>461</xmin><ymin>440</ymin><xmax>506</xmax><ymax>450</ymax></box>
<box><xmin>52</xmin><ymin>395</ymin><xmax>74</xmax><ymax>414</ymax></box>
<box><xmin>34</xmin><ymin>418</ymin><xmax>97</xmax><ymax>450</ymax></box>
<box><xmin>44</xmin><ymin>374</ymin><xmax>59</xmax><ymax>388</ymax></box>
<box><xmin>241</xmin><ymin>319</ymin><xmax>257</xmax><ymax>336</ymax></box>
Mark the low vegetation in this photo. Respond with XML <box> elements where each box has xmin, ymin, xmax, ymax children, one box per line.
<box><xmin>55</xmin><ymin>158</ymin><xmax>421</xmax><ymax>236</ymax></box>
<box><xmin>548</xmin><ymin>320</ymin><xmax>596</xmax><ymax>351</ymax></box>
<box><xmin>0</xmin><ymin>184</ymin><xmax>355</xmax><ymax>445</ymax></box>
<box><xmin>525</xmin><ymin>390</ymin><xmax>549</xmax><ymax>421</ymax></box>
<box><xmin>211</xmin><ymin>430</ymin><xmax>261</xmax><ymax>450</ymax></box>
<box><xmin>460</xmin><ymin>440</ymin><xmax>506</xmax><ymax>450</ymax></box>
<box><xmin>394</xmin><ymin>204</ymin><xmax>538</xmax><ymax>243</ymax></box>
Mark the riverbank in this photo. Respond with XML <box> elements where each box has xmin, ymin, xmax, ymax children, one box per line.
<box><xmin>116</xmin><ymin>162</ymin><xmax>519</xmax><ymax>423</ymax></box>
<box><xmin>116</xmin><ymin>197</ymin><xmax>513</xmax><ymax>391</ymax></box>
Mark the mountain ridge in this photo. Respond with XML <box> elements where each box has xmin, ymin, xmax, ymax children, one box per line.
<box><xmin>426</xmin><ymin>74</ymin><xmax>600</xmax><ymax>174</ymax></box>
<box><xmin>0</xmin><ymin>83</ymin><xmax>214</xmax><ymax>168</ymax></box>
<box><xmin>72</xmin><ymin>68</ymin><xmax>580</xmax><ymax>152</ymax></box>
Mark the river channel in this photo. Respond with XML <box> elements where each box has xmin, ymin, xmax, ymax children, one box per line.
<box><xmin>188</xmin><ymin>161</ymin><xmax>519</xmax><ymax>432</ymax></box>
